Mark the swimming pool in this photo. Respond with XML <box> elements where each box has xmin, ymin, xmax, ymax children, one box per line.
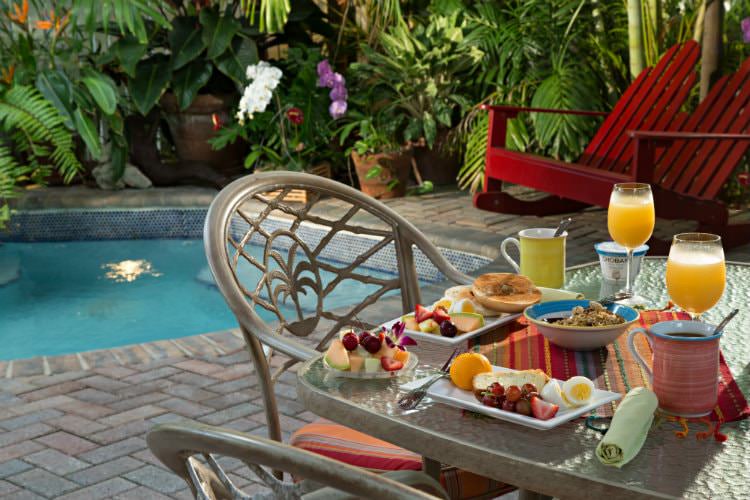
<box><xmin>0</xmin><ymin>209</ymin><xmax>492</xmax><ymax>360</ymax></box>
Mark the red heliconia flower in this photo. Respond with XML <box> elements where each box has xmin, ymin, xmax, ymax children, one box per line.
<box><xmin>286</xmin><ymin>107</ymin><xmax>304</xmax><ymax>125</ymax></box>
<box><xmin>738</xmin><ymin>172</ymin><xmax>749</xmax><ymax>187</ymax></box>
<box><xmin>211</xmin><ymin>113</ymin><xmax>222</xmax><ymax>131</ymax></box>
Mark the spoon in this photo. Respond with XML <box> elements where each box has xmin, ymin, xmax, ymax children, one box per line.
<box><xmin>713</xmin><ymin>309</ymin><xmax>739</xmax><ymax>335</ymax></box>
<box><xmin>554</xmin><ymin>217</ymin><xmax>573</xmax><ymax>237</ymax></box>
<box><xmin>598</xmin><ymin>291</ymin><xmax>633</xmax><ymax>305</ymax></box>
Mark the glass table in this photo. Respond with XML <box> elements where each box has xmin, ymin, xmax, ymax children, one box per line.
<box><xmin>297</xmin><ymin>259</ymin><xmax>749</xmax><ymax>499</ymax></box>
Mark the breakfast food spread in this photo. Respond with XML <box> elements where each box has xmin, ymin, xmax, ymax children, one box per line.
<box><xmin>554</xmin><ymin>302</ymin><xmax>625</xmax><ymax>327</ymax></box>
<box><xmin>472</xmin><ymin>273</ymin><xmax>542</xmax><ymax>313</ymax></box>
<box><xmin>462</xmin><ymin>366</ymin><xmax>596</xmax><ymax>420</ymax></box>
<box><xmin>324</xmin><ymin>321</ymin><xmax>415</xmax><ymax>374</ymax></box>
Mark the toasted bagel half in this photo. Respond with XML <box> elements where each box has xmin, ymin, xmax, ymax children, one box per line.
<box><xmin>471</xmin><ymin>273</ymin><xmax>541</xmax><ymax>313</ymax></box>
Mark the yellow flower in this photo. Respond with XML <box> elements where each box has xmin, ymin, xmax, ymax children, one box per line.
<box><xmin>8</xmin><ymin>0</ymin><xmax>28</xmax><ymax>25</ymax></box>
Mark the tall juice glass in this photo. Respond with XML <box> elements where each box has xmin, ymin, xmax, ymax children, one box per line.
<box><xmin>607</xmin><ymin>183</ymin><xmax>655</xmax><ymax>304</ymax></box>
<box><xmin>666</xmin><ymin>233</ymin><xmax>725</xmax><ymax>319</ymax></box>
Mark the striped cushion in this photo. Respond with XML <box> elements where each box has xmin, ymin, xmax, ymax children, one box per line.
<box><xmin>290</xmin><ymin>419</ymin><xmax>515</xmax><ymax>499</ymax></box>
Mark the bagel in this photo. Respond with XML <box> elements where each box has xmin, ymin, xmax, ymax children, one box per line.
<box><xmin>471</xmin><ymin>273</ymin><xmax>541</xmax><ymax>313</ymax></box>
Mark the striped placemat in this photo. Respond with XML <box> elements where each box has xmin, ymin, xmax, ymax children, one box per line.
<box><xmin>469</xmin><ymin>310</ymin><xmax>749</xmax><ymax>422</ymax></box>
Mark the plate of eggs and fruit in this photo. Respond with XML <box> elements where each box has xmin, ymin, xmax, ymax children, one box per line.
<box><xmin>322</xmin><ymin>321</ymin><xmax>418</xmax><ymax>379</ymax></box>
<box><xmin>423</xmin><ymin>352</ymin><xmax>621</xmax><ymax>430</ymax></box>
<box><xmin>380</xmin><ymin>275</ymin><xmax>538</xmax><ymax>346</ymax></box>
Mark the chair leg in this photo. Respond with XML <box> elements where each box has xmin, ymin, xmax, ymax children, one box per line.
<box><xmin>473</xmin><ymin>190</ymin><xmax>589</xmax><ymax>216</ymax></box>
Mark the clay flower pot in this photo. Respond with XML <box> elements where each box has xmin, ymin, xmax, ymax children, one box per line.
<box><xmin>160</xmin><ymin>93</ymin><xmax>246</xmax><ymax>176</ymax></box>
<box><xmin>351</xmin><ymin>149</ymin><xmax>412</xmax><ymax>199</ymax></box>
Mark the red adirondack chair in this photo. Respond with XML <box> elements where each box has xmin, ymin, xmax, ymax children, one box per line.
<box><xmin>474</xmin><ymin>41</ymin><xmax>700</xmax><ymax>216</ymax></box>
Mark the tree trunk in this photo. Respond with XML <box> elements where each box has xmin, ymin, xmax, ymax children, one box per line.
<box><xmin>700</xmin><ymin>0</ymin><xmax>724</xmax><ymax>100</ymax></box>
<box><xmin>627</xmin><ymin>0</ymin><xmax>645</xmax><ymax>77</ymax></box>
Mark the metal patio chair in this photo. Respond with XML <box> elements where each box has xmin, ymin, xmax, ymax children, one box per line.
<box><xmin>147</xmin><ymin>422</ymin><xmax>447</xmax><ymax>499</ymax></box>
<box><xmin>192</xmin><ymin>171</ymin><xmax>514</xmax><ymax>499</ymax></box>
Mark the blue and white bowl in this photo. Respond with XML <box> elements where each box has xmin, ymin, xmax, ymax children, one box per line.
<box><xmin>524</xmin><ymin>300</ymin><xmax>640</xmax><ymax>351</ymax></box>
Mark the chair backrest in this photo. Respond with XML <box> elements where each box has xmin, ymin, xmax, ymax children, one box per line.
<box><xmin>654</xmin><ymin>56</ymin><xmax>750</xmax><ymax>199</ymax></box>
<box><xmin>579</xmin><ymin>41</ymin><xmax>700</xmax><ymax>172</ymax></box>
<box><xmin>148</xmin><ymin>423</ymin><xmax>447</xmax><ymax>499</ymax></box>
<box><xmin>204</xmin><ymin>172</ymin><xmax>471</xmax><ymax>440</ymax></box>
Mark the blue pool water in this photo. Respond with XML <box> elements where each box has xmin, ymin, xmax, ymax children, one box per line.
<box><xmin>0</xmin><ymin>240</ymin><xmax>403</xmax><ymax>360</ymax></box>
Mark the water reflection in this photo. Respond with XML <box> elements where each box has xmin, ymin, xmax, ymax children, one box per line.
<box><xmin>102</xmin><ymin>259</ymin><xmax>162</xmax><ymax>282</ymax></box>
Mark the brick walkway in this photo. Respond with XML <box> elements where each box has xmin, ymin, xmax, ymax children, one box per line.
<box><xmin>2</xmin><ymin>185</ymin><xmax>748</xmax><ymax>498</ymax></box>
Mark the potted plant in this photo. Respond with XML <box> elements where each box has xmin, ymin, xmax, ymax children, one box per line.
<box><xmin>352</xmin><ymin>12</ymin><xmax>482</xmax><ymax>185</ymax></box>
<box><xmin>209</xmin><ymin>49</ymin><xmax>347</xmax><ymax>195</ymax></box>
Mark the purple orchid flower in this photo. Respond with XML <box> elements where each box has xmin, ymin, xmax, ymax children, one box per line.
<box><xmin>329</xmin><ymin>99</ymin><xmax>347</xmax><ymax>119</ymax></box>
<box><xmin>329</xmin><ymin>83</ymin><xmax>347</xmax><ymax>102</ymax></box>
<box><xmin>383</xmin><ymin>321</ymin><xmax>417</xmax><ymax>351</ymax></box>
<box><xmin>742</xmin><ymin>18</ymin><xmax>750</xmax><ymax>43</ymax></box>
<box><xmin>317</xmin><ymin>60</ymin><xmax>335</xmax><ymax>88</ymax></box>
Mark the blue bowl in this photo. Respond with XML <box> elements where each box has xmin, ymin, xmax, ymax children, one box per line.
<box><xmin>524</xmin><ymin>300</ymin><xmax>640</xmax><ymax>350</ymax></box>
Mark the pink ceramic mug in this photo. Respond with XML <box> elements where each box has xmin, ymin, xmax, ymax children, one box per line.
<box><xmin>627</xmin><ymin>320</ymin><xmax>722</xmax><ymax>417</ymax></box>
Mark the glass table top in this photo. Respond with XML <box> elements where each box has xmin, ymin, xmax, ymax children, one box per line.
<box><xmin>297</xmin><ymin>259</ymin><xmax>749</xmax><ymax>499</ymax></box>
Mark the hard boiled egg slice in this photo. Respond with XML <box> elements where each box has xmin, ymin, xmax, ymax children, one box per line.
<box><xmin>561</xmin><ymin>376</ymin><xmax>595</xmax><ymax>407</ymax></box>
<box><xmin>433</xmin><ymin>298</ymin><xmax>452</xmax><ymax>311</ymax></box>
<box><xmin>449</xmin><ymin>298</ymin><xmax>476</xmax><ymax>314</ymax></box>
<box><xmin>540</xmin><ymin>380</ymin><xmax>568</xmax><ymax>409</ymax></box>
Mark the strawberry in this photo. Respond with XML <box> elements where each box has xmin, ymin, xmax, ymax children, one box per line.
<box><xmin>432</xmin><ymin>307</ymin><xmax>451</xmax><ymax>325</ymax></box>
<box><xmin>381</xmin><ymin>357</ymin><xmax>404</xmax><ymax>371</ymax></box>
<box><xmin>530</xmin><ymin>396</ymin><xmax>559</xmax><ymax>420</ymax></box>
<box><xmin>415</xmin><ymin>304</ymin><xmax>433</xmax><ymax>323</ymax></box>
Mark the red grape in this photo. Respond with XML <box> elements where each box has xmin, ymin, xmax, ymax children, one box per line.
<box><xmin>501</xmin><ymin>399</ymin><xmax>516</xmax><ymax>412</ymax></box>
<box><xmin>481</xmin><ymin>395</ymin><xmax>498</xmax><ymax>408</ymax></box>
<box><xmin>490</xmin><ymin>382</ymin><xmax>505</xmax><ymax>397</ymax></box>
<box><xmin>521</xmin><ymin>383</ymin><xmax>538</xmax><ymax>395</ymax></box>
<box><xmin>341</xmin><ymin>332</ymin><xmax>359</xmax><ymax>351</ymax></box>
<box><xmin>515</xmin><ymin>399</ymin><xmax>532</xmax><ymax>416</ymax></box>
<box><xmin>506</xmin><ymin>385</ymin><xmax>522</xmax><ymax>403</ymax></box>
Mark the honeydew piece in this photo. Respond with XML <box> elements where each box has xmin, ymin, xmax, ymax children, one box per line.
<box><xmin>364</xmin><ymin>358</ymin><xmax>381</xmax><ymax>373</ymax></box>
<box><xmin>418</xmin><ymin>318</ymin><xmax>440</xmax><ymax>333</ymax></box>
<box><xmin>324</xmin><ymin>340</ymin><xmax>350</xmax><ymax>370</ymax></box>
<box><xmin>348</xmin><ymin>353</ymin><xmax>364</xmax><ymax>372</ymax></box>
<box><xmin>401</xmin><ymin>315</ymin><xmax>419</xmax><ymax>331</ymax></box>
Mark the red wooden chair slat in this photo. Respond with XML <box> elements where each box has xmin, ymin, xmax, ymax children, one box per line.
<box><xmin>581</xmin><ymin>42</ymin><xmax>699</xmax><ymax>172</ymax></box>
<box><xmin>596</xmin><ymin>43</ymin><xmax>700</xmax><ymax>173</ymax></box>
<box><xmin>578</xmin><ymin>43</ymin><xmax>680</xmax><ymax>165</ymax></box>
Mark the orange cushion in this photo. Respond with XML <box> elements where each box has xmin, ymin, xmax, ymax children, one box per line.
<box><xmin>290</xmin><ymin>419</ymin><xmax>514</xmax><ymax>499</ymax></box>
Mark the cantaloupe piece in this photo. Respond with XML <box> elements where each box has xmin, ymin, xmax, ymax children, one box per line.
<box><xmin>349</xmin><ymin>353</ymin><xmax>364</xmax><ymax>372</ymax></box>
<box><xmin>393</xmin><ymin>350</ymin><xmax>410</xmax><ymax>364</ymax></box>
<box><xmin>324</xmin><ymin>340</ymin><xmax>350</xmax><ymax>370</ymax></box>
<box><xmin>375</xmin><ymin>342</ymin><xmax>398</xmax><ymax>359</ymax></box>
<box><xmin>451</xmin><ymin>312</ymin><xmax>485</xmax><ymax>333</ymax></box>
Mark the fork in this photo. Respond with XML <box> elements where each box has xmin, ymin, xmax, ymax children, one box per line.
<box><xmin>398</xmin><ymin>348</ymin><xmax>459</xmax><ymax>410</ymax></box>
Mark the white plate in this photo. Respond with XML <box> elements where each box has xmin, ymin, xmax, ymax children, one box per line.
<box><xmin>323</xmin><ymin>353</ymin><xmax>418</xmax><ymax>379</ymax></box>
<box><xmin>380</xmin><ymin>314</ymin><xmax>520</xmax><ymax>346</ymax></box>
<box><xmin>426</xmin><ymin>365</ymin><xmax>621</xmax><ymax>430</ymax></box>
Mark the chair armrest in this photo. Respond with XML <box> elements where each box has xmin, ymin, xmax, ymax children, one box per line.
<box><xmin>628</xmin><ymin>130</ymin><xmax>750</xmax><ymax>141</ymax></box>
<box><xmin>481</xmin><ymin>104</ymin><xmax>608</xmax><ymax>117</ymax></box>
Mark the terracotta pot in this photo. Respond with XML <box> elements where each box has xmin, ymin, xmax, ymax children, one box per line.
<box><xmin>412</xmin><ymin>130</ymin><xmax>460</xmax><ymax>185</ymax></box>
<box><xmin>352</xmin><ymin>150</ymin><xmax>412</xmax><ymax>199</ymax></box>
<box><xmin>160</xmin><ymin>93</ymin><xmax>246</xmax><ymax>176</ymax></box>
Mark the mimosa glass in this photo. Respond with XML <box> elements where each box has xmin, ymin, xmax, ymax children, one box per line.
<box><xmin>607</xmin><ymin>183</ymin><xmax>655</xmax><ymax>305</ymax></box>
<box><xmin>666</xmin><ymin>233</ymin><xmax>726</xmax><ymax>319</ymax></box>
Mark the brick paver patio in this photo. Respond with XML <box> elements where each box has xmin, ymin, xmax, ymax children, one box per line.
<box><xmin>2</xmin><ymin>186</ymin><xmax>748</xmax><ymax>498</ymax></box>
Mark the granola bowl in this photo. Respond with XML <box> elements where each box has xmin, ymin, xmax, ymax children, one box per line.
<box><xmin>524</xmin><ymin>300</ymin><xmax>640</xmax><ymax>351</ymax></box>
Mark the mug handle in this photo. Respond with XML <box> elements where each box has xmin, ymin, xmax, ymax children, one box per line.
<box><xmin>627</xmin><ymin>328</ymin><xmax>653</xmax><ymax>383</ymax></box>
<box><xmin>500</xmin><ymin>237</ymin><xmax>521</xmax><ymax>273</ymax></box>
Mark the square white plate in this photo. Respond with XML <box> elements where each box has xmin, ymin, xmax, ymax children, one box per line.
<box><xmin>425</xmin><ymin>366</ymin><xmax>621</xmax><ymax>430</ymax></box>
<box><xmin>380</xmin><ymin>313</ymin><xmax>520</xmax><ymax>346</ymax></box>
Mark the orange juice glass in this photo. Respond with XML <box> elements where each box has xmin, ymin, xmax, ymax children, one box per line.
<box><xmin>666</xmin><ymin>233</ymin><xmax>726</xmax><ymax>317</ymax></box>
<box><xmin>607</xmin><ymin>183</ymin><xmax>655</xmax><ymax>303</ymax></box>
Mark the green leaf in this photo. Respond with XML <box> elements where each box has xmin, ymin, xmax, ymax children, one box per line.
<box><xmin>214</xmin><ymin>37</ymin><xmax>258</xmax><ymax>84</ymax></box>
<box><xmin>423</xmin><ymin>112</ymin><xmax>437</xmax><ymax>148</ymax></box>
<box><xmin>200</xmin><ymin>7</ymin><xmax>241</xmax><ymax>59</ymax></box>
<box><xmin>170</xmin><ymin>17</ymin><xmax>207</xmax><ymax>70</ymax></box>
<box><xmin>81</xmin><ymin>69</ymin><xmax>118</xmax><ymax>115</ymax></box>
<box><xmin>365</xmin><ymin>165</ymin><xmax>383</xmax><ymax>179</ymax></box>
<box><xmin>110</xmin><ymin>36</ymin><xmax>147</xmax><ymax>78</ymax></box>
<box><xmin>73</xmin><ymin>109</ymin><xmax>102</xmax><ymax>160</ymax></box>
<box><xmin>172</xmin><ymin>61</ymin><xmax>212</xmax><ymax>110</ymax></box>
<box><xmin>130</xmin><ymin>55</ymin><xmax>172</xmax><ymax>116</ymax></box>
<box><xmin>36</xmin><ymin>71</ymin><xmax>74</xmax><ymax>128</ymax></box>
<box><xmin>110</xmin><ymin>135</ymin><xmax>128</xmax><ymax>180</ymax></box>
<box><xmin>244</xmin><ymin>149</ymin><xmax>263</xmax><ymax>168</ymax></box>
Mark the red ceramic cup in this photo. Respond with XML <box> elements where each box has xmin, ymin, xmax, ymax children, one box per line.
<box><xmin>627</xmin><ymin>320</ymin><xmax>722</xmax><ymax>417</ymax></box>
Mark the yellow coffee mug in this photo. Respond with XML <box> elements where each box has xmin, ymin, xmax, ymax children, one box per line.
<box><xmin>500</xmin><ymin>228</ymin><xmax>566</xmax><ymax>288</ymax></box>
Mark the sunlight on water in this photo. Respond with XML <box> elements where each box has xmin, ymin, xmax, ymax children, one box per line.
<box><xmin>102</xmin><ymin>259</ymin><xmax>163</xmax><ymax>283</ymax></box>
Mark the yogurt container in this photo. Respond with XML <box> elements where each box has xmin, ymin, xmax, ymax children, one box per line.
<box><xmin>595</xmin><ymin>242</ymin><xmax>649</xmax><ymax>282</ymax></box>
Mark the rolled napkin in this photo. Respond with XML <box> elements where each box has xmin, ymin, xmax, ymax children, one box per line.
<box><xmin>596</xmin><ymin>387</ymin><xmax>658</xmax><ymax>467</ymax></box>
<box><xmin>538</xmin><ymin>287</ymin><xmax>584</xmax><ymax>303</ymax></box>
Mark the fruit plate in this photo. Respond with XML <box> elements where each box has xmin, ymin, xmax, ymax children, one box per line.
<box><xmin>425</xmin><ymin>365</ymin><xmax>621</xmax><ymax>430</ymax></box>
<box><xmin>380</xmin><ymin>314</ymin><xmax>520</xmax><ymax>346</ymax></box>
<box><xmin>322</xmin><ymin>353</ymin><xmax>418</xmax><ymax>379</ymax></box>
